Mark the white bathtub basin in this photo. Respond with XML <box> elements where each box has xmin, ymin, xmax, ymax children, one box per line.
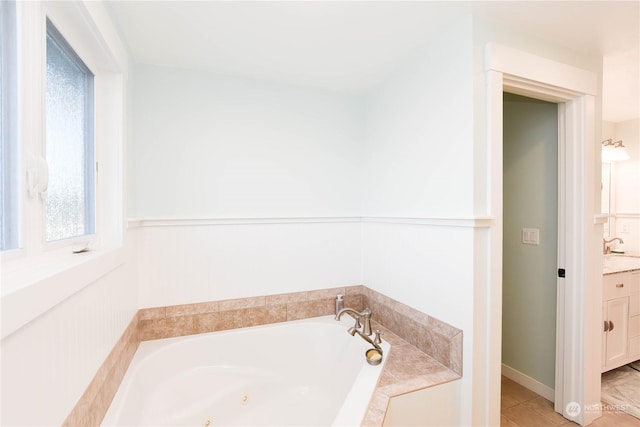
<box><xmin>102</xmin><ymin>315</ymin><xmax>389</xmax><ymax>426</ymax></box>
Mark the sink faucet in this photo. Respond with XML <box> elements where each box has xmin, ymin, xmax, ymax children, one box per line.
<box><xmin>603</xmin><ymin>237</ymin><xmax>624</xmax><ymax>254</ymax></box>
<box><xmin>335</xmin><ymin>307</ymin><xmax>373</xmax><ymax>336</ymax></box>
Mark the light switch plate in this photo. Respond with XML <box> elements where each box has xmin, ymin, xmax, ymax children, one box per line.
<box><xmin>522</xmin><ymin>228</ymin><xmax>540</xmax><ymax>245</ymax></box>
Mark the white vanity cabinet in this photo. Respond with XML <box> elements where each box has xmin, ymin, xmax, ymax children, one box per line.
<box><xmin>602</xmin><ymin>270</ymin><xmax>640</xmax><ymax>372</ymax></box>
<box><xmin>629</xmin><ymin>271</ymin><xmax>640</xmax><ymax>360</ymax></box>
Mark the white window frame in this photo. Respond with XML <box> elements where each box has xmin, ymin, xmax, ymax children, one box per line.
<box><xmin>1</xmin><ymin>0</ymin><xmax>19</xmax><ymax>253</ymax></box>
<box><xmin>1</xmin><ymin>0</ymin><xmax>128</xmax><ymax>339</ymax></box>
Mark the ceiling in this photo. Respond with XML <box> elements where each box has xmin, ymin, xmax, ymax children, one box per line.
<box><xmin>107</xmin><ymin>1</ymin><xmax>640</xmax><ymax>122</ymax></box>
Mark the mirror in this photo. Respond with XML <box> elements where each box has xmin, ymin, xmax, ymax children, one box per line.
<box><xmin>602</xmin><ymin>162</ymin><xmax>611</xmax><ymax>236</ymax></box>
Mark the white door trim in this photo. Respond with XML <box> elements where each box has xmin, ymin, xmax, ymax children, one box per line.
<box><xmin>485</xmin><ymin>43</ymin><xmax>601</xmax><ymax>426</ymax></box>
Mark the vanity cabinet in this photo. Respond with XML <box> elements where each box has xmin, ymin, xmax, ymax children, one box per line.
<box><xmin>602</xmin><ymin>270</ymin><xmax>640</xmax><ymax>372</ymax></box>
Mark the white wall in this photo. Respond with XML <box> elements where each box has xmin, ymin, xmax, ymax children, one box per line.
<box><xmin>0</xmin><ymin>232</ymin><xmax>138</xmax><ymax>425</ymax></box>
<box><xmin>131</xmin><ymin>65</ymin><xmax>366</xmax><ymax>307</ymax></box>
<box><xmin>131</xmin><ymin>64</ymin><xmax>364</xmax><ymax>219</ymax></box>
<box><xmin>362</xmin><ymin>23</ymin><xmax>474</xmax><ymax>217</ymax></box>
<box><xmin>137</xmin><ymin>220</ymin><xmax>361</xmax><ymax>307</ymax></box>
<box><xmin>362</xmin><ymin>16</ymin><xmax>476</xmax><ymax>425</ymax></box>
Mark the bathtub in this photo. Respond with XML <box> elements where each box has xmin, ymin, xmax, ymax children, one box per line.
<box><xmin>102</xmin><ymin>315</ymin><xmax>390</xmax><ymax>426</ymax></box>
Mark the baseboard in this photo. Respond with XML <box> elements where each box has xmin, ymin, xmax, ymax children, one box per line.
<box><xmin>502</xmin><ymin>363</ymin><xmax>555</xmax><ymax>402</ymax></box>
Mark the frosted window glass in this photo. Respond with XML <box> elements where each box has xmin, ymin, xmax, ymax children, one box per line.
<box><xmin>45</xmin><ymin>21</ymin><xmax>95</xmax><ymax>242</ymax></box>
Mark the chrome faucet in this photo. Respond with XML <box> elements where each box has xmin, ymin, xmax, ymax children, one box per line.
<box><xmin>335</xmin><ymin>306</ymin><xmax>383</xmax><ymax>363</ymax></box>
<box><xmin>603</xmin><ymin>237</ymin><xmax>624</xmax><ymax>254</ymax></box>
<box><xmin>335</xmin><ymin>307</ymin><xmax>373</xmax><ymax>336</ymax></box>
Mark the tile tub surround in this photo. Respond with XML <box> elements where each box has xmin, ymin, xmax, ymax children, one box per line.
<box><xmin>361</xmin><ymin>287</ymin><xmax>463</xmax><ymax>376</ymax></box>
<box><xmin>362</xmin><ymin>320</ymin><xmax>460</xmax><ymax>426</ymax></box>
<box><xmin>63</xmin><ymin>313</ymin><xmax>140</xmax><ymax>426</ymax></box>
<box><xmin>65</xmin><ymin>285</ymin><xmax>462</xmax><ymax>426</ymax></box>
<box><xmin>137</xmin><ymin>285</ymin><xmax>365</xmax><ymax>340</ymax></box>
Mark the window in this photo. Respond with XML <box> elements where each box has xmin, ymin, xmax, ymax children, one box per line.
<box><xmin>1</xmin><ymin>0</ymin><xmax>18</xmax><ymax>251</ymax></box>
<box><xmin>45</xmin><ymin>19</ymin><xmax>95</xmax><ymax>242</ymax></box>
<box><xmin>1</xmin><ymin>0</ymin><xmax>126</xmax><ymax>338</ymax></box>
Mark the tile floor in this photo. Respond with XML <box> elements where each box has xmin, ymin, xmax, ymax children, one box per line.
<box><xmin>501</xmin><ymin>376</ymin><xmax>640</xmax><ymax>427</ymax></box>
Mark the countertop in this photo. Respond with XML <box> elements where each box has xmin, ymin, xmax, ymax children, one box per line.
<box><xmin>603</xmin><ymin>254</ymin><xmax>640</xmax><ymax>275</ymax></box>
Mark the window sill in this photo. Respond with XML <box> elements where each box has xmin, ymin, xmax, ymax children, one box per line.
<box><xmin>1</xmin><ymin>246</ymin><xmax>125</xmax><ymax>339</ymax></box>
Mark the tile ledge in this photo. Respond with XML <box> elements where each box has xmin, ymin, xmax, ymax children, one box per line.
<box><xmin>362</xmin><ymin>321</ymin><xmax>462</xmax><ymax>427</ymax></box>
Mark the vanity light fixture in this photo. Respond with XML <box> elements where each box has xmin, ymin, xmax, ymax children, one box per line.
<box><xmin>601</xmin><ymin>138</ymin><xmax>631</xmax><ymax>162</ymax></box>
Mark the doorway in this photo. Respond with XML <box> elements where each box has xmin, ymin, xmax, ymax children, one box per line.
<box><xmin>483</xmin><ymin>44</ymin><xmax>601</xmax><ymax>427</ymax></box>
<box><xmin>501</xmin><ymin>93</ymin><xmax>559</xmax><ymax>401</ymax></box>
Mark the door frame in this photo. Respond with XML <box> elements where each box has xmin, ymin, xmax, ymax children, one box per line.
<box><xmin>484</xmin><ymin>44</ymin><xmax>602</xmax><ymax>426</ymax></box>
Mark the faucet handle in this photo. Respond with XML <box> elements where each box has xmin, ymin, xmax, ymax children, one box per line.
<box><xmin>354</xmin><ymin>317</ymin><xmax>362</xmax><ymax>330</ymax></box>
<box><xmin>373</xmin><ymin>329</ymin><xmax>383</xmax><ymax>345</ymax></box>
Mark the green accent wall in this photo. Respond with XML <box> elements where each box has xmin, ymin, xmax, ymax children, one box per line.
<box><xmin>503</xmin><ymin>93</ymin><xmax>558</xmax><ymax>389</ymax></box>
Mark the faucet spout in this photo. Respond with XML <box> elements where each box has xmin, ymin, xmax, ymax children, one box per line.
<box><xmin>335</xmin><ymin>307</ymin><xmax>360</xmax><ymax>321</ymax></box>
<box><xmin>603</xmin><ymin>237</ymin><xmax>624</xmax><ymax>254</ymax></box>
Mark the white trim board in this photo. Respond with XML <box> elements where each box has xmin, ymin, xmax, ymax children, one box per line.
<box><xmin>502</xmin><ymin>364</ymin><xmax>555</xmax><ymax>402</ymax></box>
<box><xmin>128</xmin><ymin>216</ymin><xmax>495</xmax><ymax>229</ymax></box>
<box><xmin>485</xmin><ymin>43</ymin><xmax>597</xmax><ymax>96</ymax></box>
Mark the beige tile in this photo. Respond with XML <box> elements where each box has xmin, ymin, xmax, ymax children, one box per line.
<box><xmin>424</xmin><ymin>330</ymin><xmax>451</xmax><ymax>370</ymax></box>
<box><xmin>218</xmin><ymin>295</ymin><xmax>265</xmax><ymax>311</ymax></box>
<box><xmin>369</xmin><ymin>299</ymin><xmax>399</xmax><ymax>332</ymax></box>
<box><xmin>370</xmin><ymin>322</ymin><xmax>409</xmax><ymax>347</ymax></box>
<box><xmin>305</xmin><ymin>287</ymin><xmax>348</xmax><ymax>301</ymax></box>
<box><xmin>383</xmin><ymin>344</ymin><xmax>447</xmax><ymax>383</ymax></box>
<box><xmin>214</xmin><ymin>309</ymin><xmax>244</xmax><ymax>331</ymax></box>
<box><xmin>138</xmin><ymin>306</ymin><xmax>166</xmax><ymax>320</ymax></box>
<box><xmin>286</xmin><ymin>298</ymin><xmax>334</xmax><ymax>321</ymax></box>
<box><xmin>255</xmin><ymin>287</ymin><xmax>360</xmax><ymax>306</ymax></box>
<box><xmin>264</xmin><ymin>293</ymin><xmax>289</xmax><ymax>305</ymax></box>
<box><xmin>362</xmin><ymin>407</ymin><xmax>386</xmax><ymax>427</ymax></box>
<box><xmin>502</xmin><ymin>402</ymin><xmax>565</xmax><ymax>427</ymax></box>
<box><xmin>377</xmin><ymin>368</ymin><xmax>399</xmax><ymax>388</ymax></box>
<box><xmin>381</xmin><ymin>372</ymin><xmax>458</xmax><ymax>397</ymax></box>
<box><xmin>427</xmin><ymin>314</ymin><xmax>461</xmax><ymax>338</ymax></box>
<box><xmin>501</xmin><ymin>377</ymin><xmax>539</xmax><ymax>406</ymax></box>
<box><xmin>449</xmin><ymin>332</ymin><xmax>463</xmax><ymax>375</ymax></box>
<box><xmin>139</xmin><ymin>315</ymin><xmax>196</xmax><ymax>340</ymax></box>
<box><xmin>193</xmin><ymin>311</ymin><xmax>222</xmax><ymax>334</ymax></box>
<box><xmin>344</xmin><ymin>293</ymin><xmax>364</xmax><ymax>311</ymax></box>
<box><xmin>363</xmin><ymin>389</ymin><xmax>389</xmax><ymax>427</ymax></box>
<box><xmin>165</xmin><ymin>300</ymin><xmax>218</xmax><ymax>317</ymax></box>
<box><xmin>344</xmin><ymin>284</ymin><xmax>365</xmax><ymax>295</ymax></box>
<box><xmin>502</xmin><ymin>389</ymin><xmax>525</xmax><ymax>411</ymax></box>
<box><xmin>521</xmin><ymin>397</ymin><xmax>568</xmax><ymax>425</ymax></box>
<box><xmin>501</xmin><ymin>414</ymin><xmax>522</xmax><ymax>427</ymax></box>
<box><xmin>589</xmin><ymin>410</ymin><xmax>640</xmax><ymax>427</ymax></box>
<box><xmin>241</xmin><ymin>304</ymin><xmax>287</xmax><ymax>328</ymax></box>
<box><xmin>394</xmin><ymin>301</ymin><xmax>430</xmax><ymax>327</ymax></box>
<box><xmin>265</xmin><ymin>287</ymin><xmax>342</xmax><ymax>305</ymax></box>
